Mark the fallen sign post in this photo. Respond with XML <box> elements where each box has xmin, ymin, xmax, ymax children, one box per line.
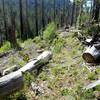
<box><xmin>0</xmin><ymin>51</ymin><xmax>52</xmax><ymax>98</ymax></box>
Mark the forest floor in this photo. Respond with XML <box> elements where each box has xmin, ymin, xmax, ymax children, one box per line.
<box><xmin>0</xmin><ymin>28</ymin><xmax>100</xmax><ymax>100</ymax></box>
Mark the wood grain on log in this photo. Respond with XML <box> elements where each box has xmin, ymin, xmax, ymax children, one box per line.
<box><xmin>0</xmin><ymin>51</ymin><xmax>52</xmax><ymax>98</ymax></box>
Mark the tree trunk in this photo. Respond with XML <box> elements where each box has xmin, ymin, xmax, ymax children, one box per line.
<box><xmin>26</xmin><ymin>0</ymin><xmax>30</xmax><ymax>39</ymax></box>
<box><xmin>92</xmin><ymin>0</ymin><xmax>100</xmax><ymax>22</ymax></box>
<box><xmin>77</xmin><ymin>0</ymin><xmax>83</xmax><ymax>28</ymax></box>
<box><xmin>53</xmin><ymin>0</ymin><xmax>56</xmax><ymax>22</ymax></box>
<box><xmin>2</xmin><ymin>0</ymin><xmax>8</xmax><ymax>40</ymax></box>
<box><xmin>35</xmin><ymin>0</ymin><xmax>38</xmax><ymax>36</ymax></box>
<box><xmin>9</xmin><ymin>6</ymin><xmax>17</xmax><ymax>48</ymax></box>
<box><xmin>0</xmin><ymin>51</ymin><xmax>52</xmax><ymax>98</ymax></box>
<box><xmin>19</xmin><ymin>0</ymin><xmax>24</xmax><ymax>40</ymax></box>
<box><xmin>71</xmin><ymin>0</ymin><xmax>75</xmax><ymax>26</ymax></box>
<box><xmin>41</xmin><ymin>0</ymin><xmax>45</xmax><ymax>29</ymax></box>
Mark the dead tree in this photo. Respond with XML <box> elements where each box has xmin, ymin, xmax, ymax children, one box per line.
<box><xmin>19</xmin><ymin>0</ymin><xmax>24</xmax><ymax>40</ymax></box>
<box><xmin>41</xmin><ymin>0</ymin><xmax>45</xmax><ymax>29</ymax></box>
<box><xmin>35</xmin><ymin>0</ymin><xmax>38</xmax><ymax>36</ymax></box>
<box><xmin>2</xmin><ymin>0</ymin><xmax>8</xmax><ymax>40</ymax></box>
<box><xmin>71</xmin><ymin>0</ymin><xmax>75</xmax><ymax>26</ymax></box>
<box><xmin>7</xmin><ymin>1</ymin><xmax>17</xmax><ymax>48</ymax></box>
<box><xmin>92</xmin><ymin>0</ymin><xmax>100</xmax><ymax>22</ymax></box>
<box><xmin>53</xmin><ymin>0</ymin><xmax>56</xmax><ymax>22</ymax></box>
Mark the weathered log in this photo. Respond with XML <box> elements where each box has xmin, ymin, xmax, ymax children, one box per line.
<box><xmin>0</xmin><ymin>51</ymin><xmax>52</xmax><ymax>98</ymax></box>
<box><xmin>19</xmin><ymin>51</ymin><xmax>52</xmax><ymax>72</ymax></box>
<box><xmin>82</xmin><ymin>46</ymin><xmax>100</xmax><ymax>63</ymax></box>
<box><xmin>83</xmin><ymin>80</ymin><xmax>100</xmax><ymax>90</ymax></box>
<box><xmin>0</xmin><ymin>71</ymin><xmax>23</xmax><ymax>98</ymax></box>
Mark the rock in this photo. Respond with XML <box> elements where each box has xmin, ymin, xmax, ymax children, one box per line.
<box><xmin>59</xmin><ymin>31</ymin><xmax>69</xmax><ymax>38</ymax></box>
<box><xmin>30</xmin><ymin>82</ymin><xmax>44</xmax><ymax>94</ymax></box>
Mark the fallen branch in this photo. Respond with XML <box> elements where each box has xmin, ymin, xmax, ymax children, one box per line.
<box><xmin>0</xmin><ymin>51</ymin><xmax>52</xmax><ymax>98</ymax></box>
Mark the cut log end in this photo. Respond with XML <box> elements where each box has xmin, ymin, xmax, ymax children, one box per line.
<box><xmin>83</xmin><ymin>53</ymin><xmax>95</xmax><ymax>63</ymax></box>
<box><xmin>82</xmin><ymin>46</ymin><xmax>100</xmax><ymax>63</ymax></box>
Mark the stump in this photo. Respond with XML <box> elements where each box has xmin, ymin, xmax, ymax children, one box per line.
<box><xmin>82</xmin><ymin>46</ymin><xmax>100</xmax><ymax>63</ymax></box>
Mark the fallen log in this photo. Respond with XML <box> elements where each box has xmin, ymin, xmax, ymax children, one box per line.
<box><xmin>0</xmin><ymin>71</ymin><xmax>23</xmax><ymax>97</ymax></box>
<box><xmin>83</xmin><ymin>80</ymin><xmax>100</xmax><ymax>90</ymax></box>
<box><xmin>0</xmin><ymin>51</ymin><xmax>52</xmax><ymax>98</ymax></box>
<box><xmin>82</xmin><ymin>46</ymin><xmax>100</xmax><ymax>63</ymax></box>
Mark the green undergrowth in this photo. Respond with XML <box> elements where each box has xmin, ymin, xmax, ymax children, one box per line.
<box><xmin>0</xmin><ymin>41</ymin><xmax>11</xmax><ymax>53</ymax></box>
<box><xmin>43</xmin><ymin>22</ymin><xmax>56</xmax><ymax>43</ymax></box>
<box><xmin>2</xmin><ymin>25</ymin><xmax>100</xmax><ymax>100</ymax></box>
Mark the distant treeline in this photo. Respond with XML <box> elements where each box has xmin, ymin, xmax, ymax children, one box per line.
<box><xmin>0</xmin><ymin>0</ymin><xmax>94</xmax><ymax>47</ymax></box>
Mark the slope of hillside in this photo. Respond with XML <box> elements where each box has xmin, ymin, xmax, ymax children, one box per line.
<box><xmin>0</xmin><ymin>28</ymin><xmax>99</xmax><ymax>100</ymax></box>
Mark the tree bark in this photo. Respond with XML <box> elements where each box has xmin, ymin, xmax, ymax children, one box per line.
<box><xmin>53</xmin><ymin>0</ymin><xmax>56</xmax><ymax>22</ymax></box>
<box><xmin>0</xmin><ymin>51</ymin><xmax>52</xmax><ymax>98</ymax></box>
<box><xmin>71</xmin><ymin>0</ymin><xmax>75</xmax><ymax>26</ymax></box>
<box><xmin>26</xmin><ymin>0</ymin><xmax>29</xmax><ymax>39</ymax></box>
<box><xmin>35</xmin><ymin>0</ymin><xmax>38</xmax><ymax>36</ymax></box>
<box><xmin>2</xmin><ymin>0</ymin><xmax>8</xmax><ymax>40</ymax></box>
<box><xmin>92</xmin><ymin>0</ymin><xmax>100</xmax><ymax>22</ymax></box>
<box><xmin>41</xmin><ymin>0</ymin><xmax>45</xmax><ymax>29</ymax></box>
<box><xmin>19</xmin><ymin>0</ymin><xmax>24</xmax><ymax>40</ymax></box>
<box><xmin>9</xmin><ymin>6</ymin><xmax>17</xmax><ymax>48</ymax></box>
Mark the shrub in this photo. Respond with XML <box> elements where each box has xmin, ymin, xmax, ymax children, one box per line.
<box><xmin>16</xmin><ymin>93</ymin><xmax>27</xmax><ymax>100</ymax></box>
<box><xmin>81</xmin><ymin>89</ymin><xmax>95</xmax><ymax>99</ymax></box>
<box><xmin>52</xmin><ymin>38</ymin><xmax>64</xmax><ymax>53</ymax></box>
<box><xmin>0</xmin><ymin>42</ymin><xmax>11</xmax><ymax>53</ymax></box>
<box><xmin>23</xmin><ymin>72</ymin><xmax>35</xmax><ymax>86</ymax></box>
<box><xmin>87</xmin><ymin>24</ymin><xmax>100</xmax><ymax>36</ymax></box>
<box><xmin>33</xmin><ymin>36</ymin><xmax>41</xmax><ymax>44</ymax></box>
<box><xmin>39</xmin><ymin>72</ymin><xmax>47</xmax><ymax>81</ymax></box>
<box><xmin>87</xmin><ymin>72</ymin><xmax>96</xmax><ymax>80</ymax></box>
<box><xmin>60</xmin><ymin>88</ymin><xmax>69</xmax><ymax>96</ymax></box>
<box><xmin>51</xmin><ymin>65</ymin><xmax>65</xmax><ymax>76</ymax></box>
<box><xmin>43</xmin><ymin>22</ymin><xmax>56</xmax><ymax>43</ymax></box>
